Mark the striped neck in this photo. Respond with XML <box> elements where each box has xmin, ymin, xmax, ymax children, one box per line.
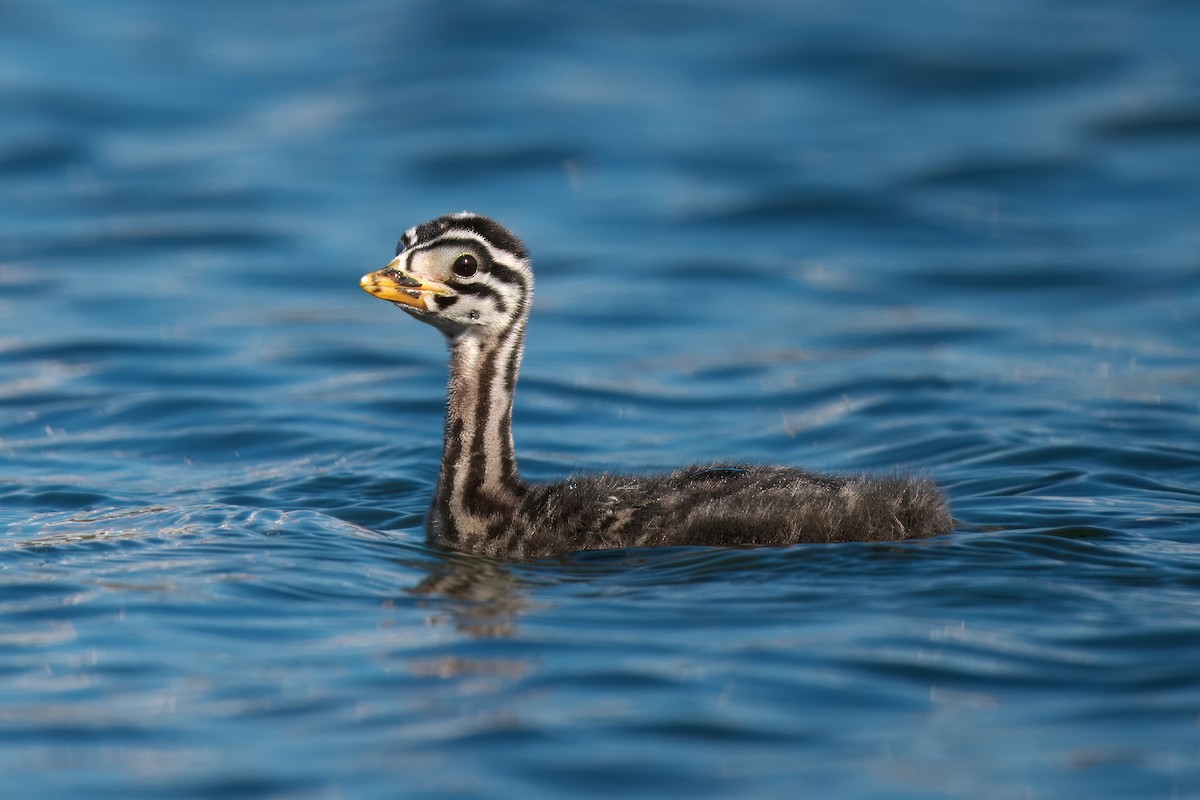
<box><xmin>431</xmin><ymin>318</ymin><xmax>527</xmax><ymax>549</ymax></box>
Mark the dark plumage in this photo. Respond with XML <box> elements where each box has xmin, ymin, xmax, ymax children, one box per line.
<box><xmin>360</xmin><ymin>212</ymin><xmax>953</xmax><ymax>559</ymax></box>
<box><xmin>478</xmin><ymin>466</ymin><xmax>950</xmax><ymax>556</ymax></box>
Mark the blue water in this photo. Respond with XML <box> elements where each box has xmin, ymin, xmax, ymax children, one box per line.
<box><xmin>3</xmin><ymin>0</ymin><xmax>1200</xmax><ymax>797</ymax></box>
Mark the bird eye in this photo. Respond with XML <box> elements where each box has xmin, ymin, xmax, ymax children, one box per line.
<box><xmin>452</xmin><ymin>253</ymin><xmax>478</xmax><ymax>278</ymax></box>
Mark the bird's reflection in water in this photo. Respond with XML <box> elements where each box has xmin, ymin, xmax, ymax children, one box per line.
<box><xmin>406</xmin><ymin>553</ymin><xmax>532</xmax><ymax>639</ymax></box>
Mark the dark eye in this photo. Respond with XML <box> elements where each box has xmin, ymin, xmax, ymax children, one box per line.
<box><xmin>452</xmin><ymin>253</ymin><xmax>478</xmax><ymax>278</ymax></box>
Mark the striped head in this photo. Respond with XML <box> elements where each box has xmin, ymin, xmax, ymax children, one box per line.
<box><xmin>360</xmin><ymin>212</ymin><xmax>532</xmax><ymax>339</ymax></box>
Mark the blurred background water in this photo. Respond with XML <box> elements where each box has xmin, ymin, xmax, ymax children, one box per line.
<box><xmin>2</xmin><ymin>0</ymin><xmax>1199</xmax><ymax>797</ymax></box>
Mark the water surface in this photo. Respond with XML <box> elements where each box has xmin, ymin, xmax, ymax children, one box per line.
<box><xmin>2</xmin><ymin>1</ymin><xmax>1199</xmax><ymax>797</ymax></box>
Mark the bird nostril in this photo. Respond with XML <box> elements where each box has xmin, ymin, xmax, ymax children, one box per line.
<box><xmin>386</xmin><ymin>270</ymin><xmax>423</xmax><ymax>288</ymax></box>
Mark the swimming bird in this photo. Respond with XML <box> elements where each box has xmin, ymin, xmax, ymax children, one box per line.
<box><xmin>360</xmin><ymin>212</ymin><xmax>953</xmax><ymax>558</ymax></box>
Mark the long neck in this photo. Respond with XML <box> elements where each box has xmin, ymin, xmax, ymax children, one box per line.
<box><xmin>431</xmin><ymin>319</ymin><xmax>527</xmax><ymax>549</ymax></box>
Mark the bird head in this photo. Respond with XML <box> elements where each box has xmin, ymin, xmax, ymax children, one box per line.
<box><xmin>360</xmin><ymin>212</ymin><xmax>532</xmax><ymax>339</ymax></box>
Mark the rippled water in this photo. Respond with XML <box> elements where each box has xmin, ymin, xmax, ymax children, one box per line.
<box><xmin>3</xmin><ymin>0</ymin><xmax>1200</xmax><ymax>797</ymax></box>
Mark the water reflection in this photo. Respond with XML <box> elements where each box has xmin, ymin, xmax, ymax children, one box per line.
<box><xmin>408</xmin><ymin>553</ymin><xmax>531</xmax><ymax>639</ymax></box>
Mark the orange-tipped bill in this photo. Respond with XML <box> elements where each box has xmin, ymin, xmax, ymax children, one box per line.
<box><xmin>360</xmin><ymin>261</ymin><xmax>451</xmax><ymax>310</ymax></box>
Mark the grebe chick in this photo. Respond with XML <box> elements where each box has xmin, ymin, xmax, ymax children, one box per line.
<box><xmin>360</xmin><ymin>212</ymin><xmax>953</xmax><ymax>558</ymax></box>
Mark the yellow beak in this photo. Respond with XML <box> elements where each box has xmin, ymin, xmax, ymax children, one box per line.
<box><xmin>360</xmin><ymin>258</ymin><xmax>451</xmax><ymax>310</ymax></box>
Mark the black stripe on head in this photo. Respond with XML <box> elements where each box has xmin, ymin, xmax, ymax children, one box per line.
<box><xmin>431</xmin><ymin>237</ymin><xmax>528</xmax><ymax>292</ymax></box>
<box><xmin>488</xmin><ymin>261</ymin><xmax>527</xmax><ymax>291</ymax></box>
<box><xmin>411</xmin><ymin>216</ymin><xmax>454</xmax><ymax>247</ymax></box>
<box><xmin>455</xmin><ymin>282</ymin><xmax>508</xmax><ymax>315</ymax></box>
<box><xmin>401</xmin><ymin>213</ymin><xmax>529</xmax><ymax>263</ymax></box>
<box><xmin>425</xmin><ymin>237</ymin><xmax>495</xmax><ymax>268</ymax></box>
<box><xmin>451</xmin><ymin>215</ymin><xmax>529</xmax><ymax>261</ymax></box>
<box><xmin>401</xmin><ymin>234</ymin><xmax>517</xmax><ymax>283</ymax></box>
